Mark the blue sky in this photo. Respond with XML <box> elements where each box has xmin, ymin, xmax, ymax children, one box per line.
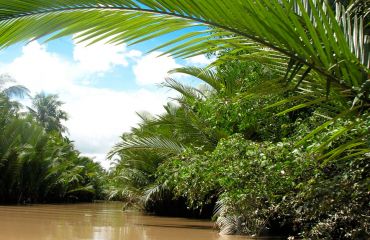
<box><xmin>0</xmin><ymin>33</ymin><xmax>212</xmax><ymax>169</ymax></box>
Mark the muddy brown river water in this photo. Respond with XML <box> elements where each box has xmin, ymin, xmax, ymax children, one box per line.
<box><xmin>0</xmin><ymin>202</ymin><xmax>254</xmax><ymax>240</ymax></box>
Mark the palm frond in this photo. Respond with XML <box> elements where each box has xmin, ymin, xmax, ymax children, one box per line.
<box><xmin>0</xmin><ymin>0</ymin><xmax>367</xmax><ymax>96</ymax></box>
<box><xmin>169</xmin><ymin>67</ymin><xmax>222</xmax><ymax>93</ymax></box>
<box><xmin>142</xmin><ymin>183</ymin><xmax>170</xmax><ymax>204</ymax></box>
<box><xmin>2</xmin><ymin>85</ymin><xmax>30</xmax><ymax>98</ymax></box>
<box><xmin>162</xmin><ymin>77</ymin><xmax>205</xmax><ymax>101</ymax></box>
<box><xmin>108</xmin><ymin>135</ymin><xmax>184</xmax><ymax>159</ymax></box>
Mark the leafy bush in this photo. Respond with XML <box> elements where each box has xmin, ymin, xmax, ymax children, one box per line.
<box><xmin>284</xmin><ymin>114</ymin><xmax>370</xmax><ymax>239</ymax></box>
<box><xmin>158</xmin><ymin>134</ymin><xmax>312</xmax><ymax>234</ymax></box>
<box><xmin>158</xmin><ymin>127</ymin><xmax>369</xmax><ymax>238</ymax></box>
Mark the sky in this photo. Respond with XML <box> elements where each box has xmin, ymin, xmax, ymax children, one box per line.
<box><xmin>0</xmin><ymin>34</ymin><xmax>213</xmax><ymax>169</ymax></box>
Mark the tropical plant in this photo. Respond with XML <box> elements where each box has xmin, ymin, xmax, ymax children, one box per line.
<box><xmin>0</xmin><ymin>74</ymin><xmax>29</xmax><ymax>98</ymax></box>
<box><xmin>0</xmin><ymin>95</ymin><xmax>105</xmax><ymax>203</ymax></box>
<box><xmin>168</xmin><ymin>62</ymin><xmax>291</xmax><ymax>140</ymax></box>
<box><xmin>0</xmin><ymin>74</ymin><xmax>29</xmax><ymax>112</ymax></box>
<box><xmin>158</xmin><ymin>118</ymin><xmax>369</xmax><ymax>238</ymax></box>
<box><xmin>106</xmin><ymin>109</ymin><xmax>190</xmax><ymax>207</ymax></box>
<box><xmin>106</xmin><ymin>68</ymin><xmax>236</xmax><ymax>210</ymax></box>
<box><xmin>28</xmin><ymin>92</ymin><xmax>68</xmax><ymax>134</ymax></box>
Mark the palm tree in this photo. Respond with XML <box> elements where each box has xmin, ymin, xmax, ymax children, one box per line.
<box><xmin>0</xmin><ymin>74</ymin><xmax>29</xmax><ymax>112</ymax></box>
<box><xmin>29</xmin><ymin>92</ymin><xmax>68</xmax><ymax>134</ymax></box>
<box><xmin>0</xmin><ymin>74</ymin><xmax>29</xmax><ymax>99</ymax></box>
<box><xmin>106</xmin><ymin>111</ymin><xmax>185</xmax><ymax>203</ymax></box>
<box><xmin>0</xmin><ymin>0</ymin><xmax>368</xmax><ymax>160</ymax></box>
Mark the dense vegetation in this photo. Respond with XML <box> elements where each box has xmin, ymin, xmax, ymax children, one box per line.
<box><xmin>108</xmin><ymin>59</ymin><xmax>369</xmax><ymax>238</ymax></box>
<box><xmin>0</xmin><ymin>77</ymin><xmax>105</xmax><ymax>203</ymax></box>
<box><xmin>0</xmin><ymin>0</ymin><xmax>369</xmax><ymax>239</ymax></box>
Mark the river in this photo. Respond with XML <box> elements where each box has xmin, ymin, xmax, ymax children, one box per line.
<box><xmin>0</xmin><ymin>202</ymin><xmax>253</xmax><ymax>240</ymax></box>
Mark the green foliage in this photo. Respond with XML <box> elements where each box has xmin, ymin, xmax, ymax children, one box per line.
<box><xmin>158</xmin><ymin>135</ymin><xmax>313</xmax><ymax>234</ymax></box>
<box><xmin>152</xmin><ymin>56</ymin><xmax>369</xmax><ymax>237</ymax></box>
<box><xmin>286</xmin><ymin>114</ymin><xmax>370</xmax><ymax>239</ymax></box>
<box><xmin>288</xmin><ymin>155</ymin><xmax>369</xmax><ymax>239</ymax></box>
<box><xmin>0</xmin><ymin>94</ymin><xmax>105</xmax><ymax>203</ymax></box>
<box><xmin>192</xmin><ymin>91</ymin><xmax>288</xmax><ymax>140</ymax></box>
<box><xmin>107</xmin><ymin>42</ymin><xmax>368</xmax><ymax>238</ymax></box>
<box><xmin>0</xmin><ymin>74</ymin><xmax>29</xmax><ymax>99</ymax></box>
<box><xmin>157</xmin><ymin>124</ymin><xmax>369</xmax><ymax>238</ymax></box>
<box><xmin>28</xmin><ymin>92</ymin><xmax>69</xmax><ymax>134</ymax></box>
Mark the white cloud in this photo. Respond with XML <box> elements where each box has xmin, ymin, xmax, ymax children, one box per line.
<box><xmin>133</xmin><ymin>51</ymin><xmax>181</xmax><ymax>85</ymax></box>
<box><xmin>73</xmin><ymin>40</ymin><xmax>140</xmax><ymax>74</ymax></box>
<box><xmin>63</xmin><ymin>86</ymin><xmax>169</xmax><ymax>169</ymax></box>
<box><xmin>186</xmin><ymin>54</ymin><xmax>215</xmax><ymax>66</ymax></box>
<box><xmin>2</xmin><ymin>41</ymin><xmax>77</xmax><ymax>93</ymax></box>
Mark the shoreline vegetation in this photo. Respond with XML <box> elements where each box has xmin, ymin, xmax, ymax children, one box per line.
<box><xmin>0</xmin><ymin>1</ymin><xmax>369</xmax><ymax>239</ymax></box>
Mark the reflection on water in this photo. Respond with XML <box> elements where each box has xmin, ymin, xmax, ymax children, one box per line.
<box><xmin>0</xmin><ymin>202</ymin><xmax>252</xmax><ymax>240</ymax></box>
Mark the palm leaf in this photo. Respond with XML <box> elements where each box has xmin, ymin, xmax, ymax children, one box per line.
<box><xmin>109</xmin><ymin>135</ymin><xmax>184</xmax><ymax>158</ymax></box>
<box><xmin>169</xmin><ymin>67</ymin><xmax>223</xmax><ymax>93</ymax></box>
<box><xmin>0</xmin><ymin>0</ymin><xmax>367</xmax><ymax>93</ymax></box>
<box><xmin>161</xmin><ymin>77</ymin><xmax>206</xmax><ymax>101</ymax></box>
